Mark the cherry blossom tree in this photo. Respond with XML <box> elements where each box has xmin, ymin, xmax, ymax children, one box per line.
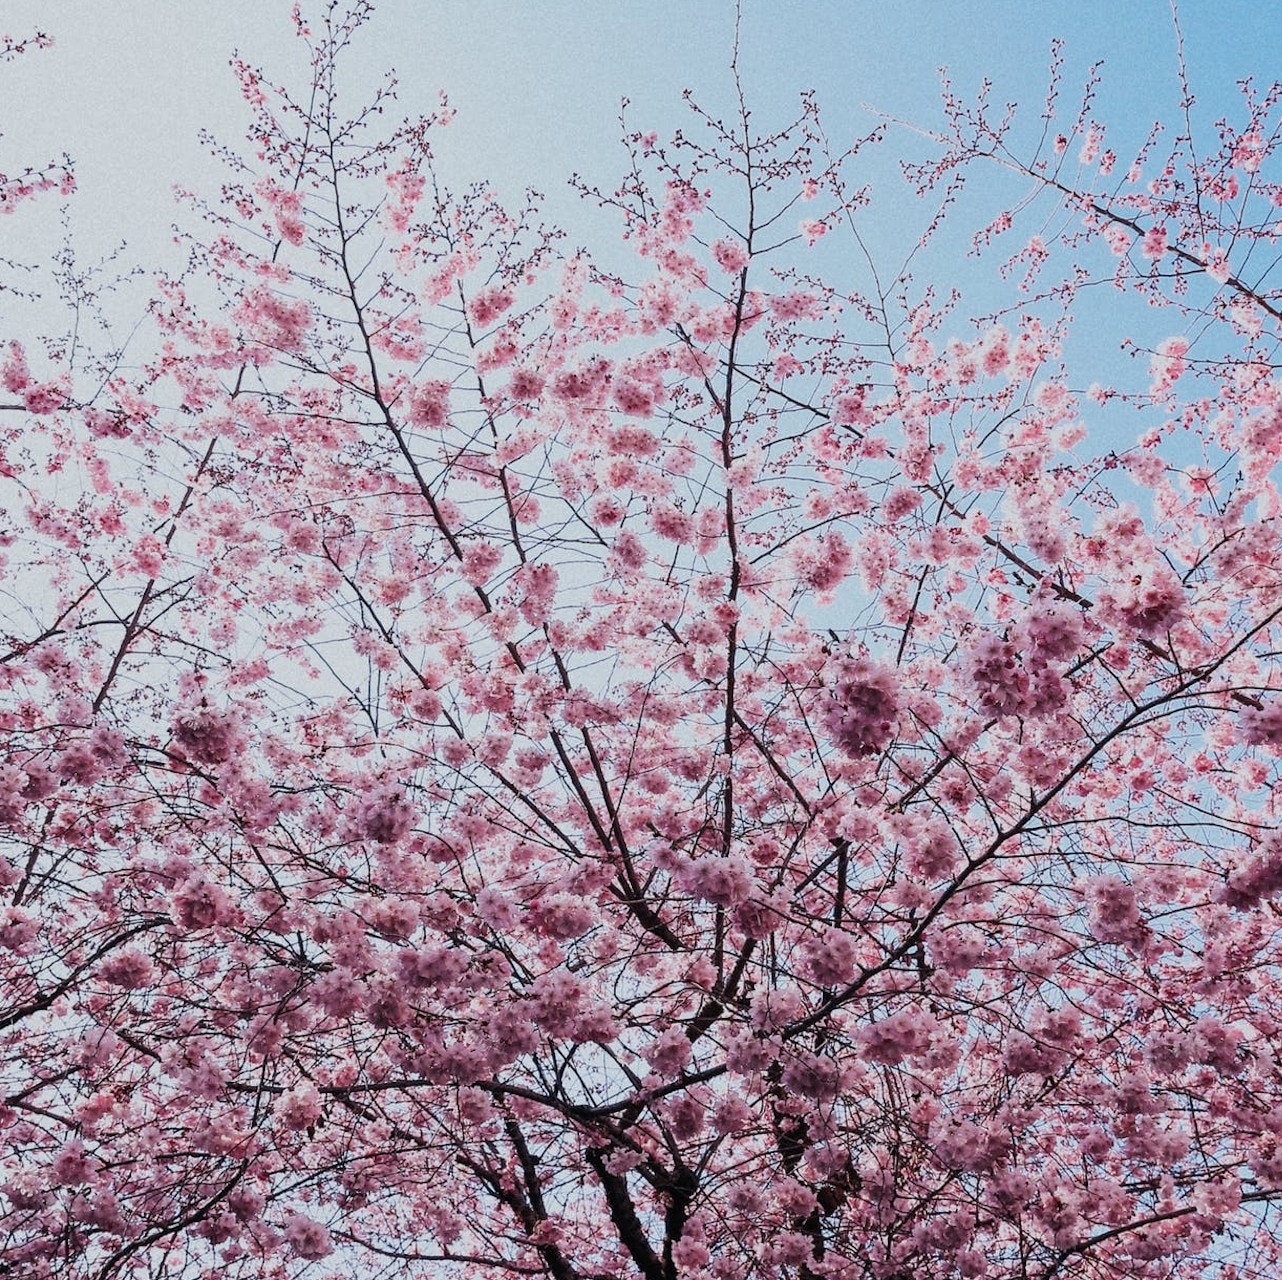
<box><xmin>0</xmin><ymin>30</ymin><xmax>73</xmax><ymax>221</ymax></box>
<box><xmin>5</xmin><ymin>5</ymin><xmax>1282</xmax><ymax>1279</ymax></box>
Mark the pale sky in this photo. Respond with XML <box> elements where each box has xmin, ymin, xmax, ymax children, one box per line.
<box><xmin>4</xmin><ymin>1</ymin><xmax>1280</xmax><ymax>272</ymax></box>
<box><xmin>3</xmin><ymin>0</ymin><xmax>1280</xmax><ymax>462</ymax></box>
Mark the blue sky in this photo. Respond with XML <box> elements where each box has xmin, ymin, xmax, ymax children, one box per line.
<box><xmin>4</xmin><ymin>0</ymin><xmax>1282</xmax><ymax>470</ymax></box>
<box><xmin>4</xmin><ymin>1</ymin><xmax>1280</xmax><ymax>274</ymax></box>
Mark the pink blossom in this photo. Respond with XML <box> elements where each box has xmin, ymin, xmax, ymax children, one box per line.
<box><xmin>552</xmin><ymin>359</ymin><xmax>612</xmax><ymax>404</ymax></box>
<box><xmin>800</xmin><ymin>531</ymin><xmax>853</xmax><ymax>594</ymax></box>
<box><xmin>1150</xmin><ymin>335</ymin><xmax>1189</xmax><ymax>394</ymax></box>
<box><xmin>905</xmin><ymin>822</ymin><xmax>960</xmax><ymax>881</ymax></box>
<box><xmin>407</xmin><ymin>378</ymin><xmax>451</xmax><ymax>428</ymax></box>
<box><xmin>51</xmin><ymin>1141</ymin><xmax>92</xmax><ymax>1186</ymax></box>
<box><xmin>823</xmin><ymin>656</ymin><xmax>899</xmax><ymax>757</ymax></box>
<box><xmin>310</xmin><ymin>970</ymin><xmax>365</xmax><ymax>1018</ymax></box>
<box><xmin>649</xmin><ymin>503</ymin><xmax>694</xmax><ymax>543</ymax></box>
<box><xmin>882</xmin><ymin>486</ymin><xmax>922</xmax><ymax>523</ymax></box>
<box><xmin>646</xmin><ymin>1025</ymin><xmax>692</xmax><ymax>1076</ymax></box>
<box><xmin>19</xmin><ymin>761</ymin><xmax>57</xmax><ymax>803</ymax></box>
<box><xmin>712</xmin><ymin>238</ymin><xmax>749</xmax><ymax>273</ymax></box>
<box><xmin>526</xmin><ymin>971</ymin><xmax>588</xmax><ymax>1038</ymax></box>
<box><xmin>797</xmin><ymin>924</ymin><xmax>859</xmax><ymax>995</ymax></box>
<box><xmin>283</xmin><ymin>1211</ymin><xmax>333</xmax><ymax>1260</ymax></box>
<box><xmin>964</xmin><ymin>633</ymin><xmax>1030</xmax><ymax>718</ymax></box>
<box><xmin>368</xmin><ymin>897</ymin><xmax>420</xmax><ymax>940</ymax></box>
<box><xmin>172</xmin><ymin>875</ymin><xmax>233</xmax><ymax>931</ymax></box>
<box><xmin>930</xmin><ymin>1118</ymin><xmax>999</xmax><ymax>1172</ymax></box>
<box><xmin>781</xmin><ymin>1050</ymin><xmax>841</xmax><ymax>1101</ymax></box>
<box><xmin>3</xmin><ymin>1174</ymin><xmax>48</xmax><ymax>1211</ymax></box>
<box><xmin>769</xmin><ymin>290</ymin><xmax>825</xmax><ymax>323</ymax></box>
<box><xmin>1231</xmin><ymin>129</ymin><xmax>1264</xmax><ymax>172</ymax></box>
<box><xmin>236</xmin><ymin>285</ymin><xmax>311</xmax><ymax>351</ymax></box>
<box><xmin>257</xmin><ymin>179</ymin><xmax>306</xmax><ymax>244</ymax></box>
<box><xmin>1085</xmin><ymin>875</ymin><xmax>1150</xmax><ymax>950</ymax></box>
<box><xmin>468</xmin><ymin>286</ymin><xmax>514</xmax><ymax>327</ymax></box>
<box><xmin>22</xmin><ymin>382</ymin><xmax>64</xmax><ymax>414</ymax></box>
<box><xmin>1098</xmin><ymin>562</ymin><xmax>1185</xmax><ymax>634</ymax></box>
<box><xmin>59</xmin><ymin>725</ymin><xmax>126</xmax><ymax>785</ymax></box>
<box><xmin>980</xmin><ymin>326</ymin><xmax>1011</xmax><ymax>376</ymax></box>
<box><xmin>173</xmin><ymin>705</ymin><xmax>242</xmax><ymax>764</ymax></box>
<box><xmin>611</xmin><ymin>529</ymin><xmax>648</xmax><ymax>571</ymax></box>
<box><xmin>1003</xmin><ymin>1032</ymin><xmax>1065</xmax><ymax>1077</ymax></box>
<box><xmin>515</xmin><ymin>562</ymin><xmax>558</xmax><ymax>624</ymax></box>
<box><xmin>1140</xmin><ymin>224</ymin><xmax>1168</xmax><ymax>260</ymax></box>
<box><xmin>0</xmin><ymin>907</ymin><xmax>38</xmax><ymax>953</ymax></box>
<box><xmin>1103</xmin><ymin>223</ymin><xmax>1131</xmax><ymax>255</ymax></box>
<box><xmin>227</xmin><ymin>1184</ymin><xmax>266</xmax><ymax>1223</ymax></box>
<box><xmin>1078</xmin><ymin>124</ymin><xmax>1103</xmax><ymax>165</ymax></box>
<box><xmin>858</xmin><ymin>1004</ymin><xmax>938</xmax><ymax>1064</ymax></box>
<box><xmin>750</xmin><ymin>986</ymin><xmax>806</xmax><ymax>1031</ymax></box>
<box><xmin>1</xmin><ymin>340</ymin><xmax>30</xmax><ymax>392</ymax></box>
<box><xmin>475</xmin><ymin>885</ymin><xmax>519</xmax><ymax>929</ymax></box>
<box><xmin>1239</xmin><ymin>701</ymin><xmax>1282</xmax><ymax>748</ymax></box>
<box><xmin>1023</xmin><ymin>601</ymin><xmax>1082</xmax><ymax>660</ymax></box>
<box><xmin>508</xmin><ymin>367</ymin><xmax>545</xmax><ymax>400</ymax></box>
<box><xmin>70</xmin><ymin>1188</ymin><xmax>127</xmax><ymax>1234</ymax></box>
<box><xmin>1205</xmin><ymin>246</ymin><xmax>1231</xmax><ymax>283</ymax></box>
<box><xmin>1218</xmin><ymin>835</ymin><xmax>1282</xmax><ymax>910</ymax></box>
<box><xmin>1191</xmin><ymin>1015</ymin><xmax>1243</xmax><ymax>1074</ymax></box>
<box><xmin>277</xmin><ymin>1081</ymin><xmax>323</xmax><ymax>1131</ymax></box>
<box><xmin>346</xmin><ymin>779</ymin><xmax>415</xmax><ymax>851</ymax></box>
<box><xmin>1</xmin><ymin>27</ymin><xmax>1280</xmax><ymax>1280</ymax></box>
<box><xmin>681</xmin><ymin>854</ymin><xmax>754</xmax><ymax>907</ymax></box>
<box><xmin>461</xmin><ymin>539</ymin><xmax>503</xmax><ymax>585</ymax></box>
<box><xmin>832</xmin><ymin>386</ymin><xmax>873</xmax><ymax>428</ymax></box>
<box><xmin>613</xmin><ymin>379</ymin><xmax>655</xmax><ymax>417</ymax></box>
<box><xmin>99</xmin><ymin>947</ymin><xmax>155</xmax><ymax>989</ymax></box>
<box><xmin>531</xmin><ymin>891</ymin><xmax>596</xmax><ymax>940</ymax></box>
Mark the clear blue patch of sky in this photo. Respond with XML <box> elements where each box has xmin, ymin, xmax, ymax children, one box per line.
<box><xmin>4</xmin><ymin>2</ymin><xmax>1279</xmax><ymax>262</ymax></box>
<box><xmin>3</xmin><ymin>0</ymin><xmax>1280</xmax><ymax>466</ymax></box>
